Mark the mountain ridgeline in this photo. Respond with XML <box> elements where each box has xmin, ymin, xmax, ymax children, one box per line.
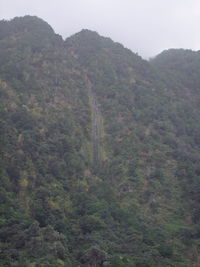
<box><xmin>0</xmin><ymin>16</ymin><xmax>200</xmax><ymax>267</ymax></box>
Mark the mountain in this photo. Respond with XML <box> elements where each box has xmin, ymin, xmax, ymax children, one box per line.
<box><xmin>0</xmin><ymin>16</ymin><xmax>199</xmax><ymax>267</ymax></box>
<box><xmin>150</xmin><ymin>49</ymin><xmax>200</xmax><ymax>90</ymax></box>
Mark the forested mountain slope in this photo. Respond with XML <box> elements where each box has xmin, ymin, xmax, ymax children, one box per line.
<box><xmin>150</xmin><ymin>49</ymin><xmax>200</xmax><ymax>91</ymax></box>
<box><xmin>0</xmin><ymin>16</ymin><xmax>199</xmax><ymax>267</ymax></box>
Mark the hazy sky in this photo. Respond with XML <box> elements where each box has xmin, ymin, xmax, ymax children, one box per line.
<box><xmin>1</xmin><ymin>0</ymin><xmax>200</xmax><ymax>58</ymax></box>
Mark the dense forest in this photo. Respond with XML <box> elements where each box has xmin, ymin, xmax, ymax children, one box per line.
<box><xmin>0</xmin><ymin>16</ymin><xmax>199</xmax><ymax>267</ymax></box>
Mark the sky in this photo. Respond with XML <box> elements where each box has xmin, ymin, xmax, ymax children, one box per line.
<box><xmin>1</xmin><ymin>0</ymin><xmax>200</xmax><ymax>59</ymax></box>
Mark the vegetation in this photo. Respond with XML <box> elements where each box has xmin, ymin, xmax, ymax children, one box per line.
<box><xmin>0</xmin><ymin>16</ymin><xmax>199</xmax><ymax>266</ymax></box>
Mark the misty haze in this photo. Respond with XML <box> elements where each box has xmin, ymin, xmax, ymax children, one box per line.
<box><xmin>1</xmin><ymin>0</ymin><xmax>200</xmax><ymax>58</ymax></box>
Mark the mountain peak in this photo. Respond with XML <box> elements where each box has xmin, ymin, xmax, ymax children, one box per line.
<box><xmin>0</xmin><ymin>15</ymin><xmax>55</xmax><ymax>41</ymax></box>
<box><xmin>78</xmin><ymin>29</ymin><xmax>100</xmax><ymax>36</ymax></box>
<box><xmin>65</xmin><ymin>28</ymin><xmax>108</xmax><ymax>46</ymax></box>
<box><xmin>11</xmin><ymin>15</ymin><xmax>55</xmax><ymax>34</ymax></box>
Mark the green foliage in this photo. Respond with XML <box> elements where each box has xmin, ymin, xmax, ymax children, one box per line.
<box><xmin>0</xmin><ymin>16</ymin><xmax>199</xmax><ymax>267</ymax></box>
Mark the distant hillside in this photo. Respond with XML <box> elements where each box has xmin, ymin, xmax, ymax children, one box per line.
<box><xmin>150</xmin><ymin>49</ymin><xmax>200</xmax><ymax>91</ymax></box>
<box><xmin>0</xmin><ymin>16</ymin><xmax>199</xmax><ymax>267</ymax></box>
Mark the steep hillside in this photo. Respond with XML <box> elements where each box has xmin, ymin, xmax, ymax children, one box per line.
<box><xmin>66</xmin><ymin>31</ymin><xmax>200</xmax><ymax>266</ymax></box>
<box><xmin>150</xmin><ymin>49</ymin><xmax>200</xmax><ymax>96</ymax></box>
<box><xmin>0</xmin><ymin>16</ymin><xmax>92</xmax><ymax>266</ymax></box>
<box><xmin>0</xmin><ymin>16</ymin><xmax>199</xmax><ymax>267</ymax></box>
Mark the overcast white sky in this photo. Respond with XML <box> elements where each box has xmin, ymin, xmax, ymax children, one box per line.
<box><xmin>1</xmin><ymin>0</ymin><xmax>200</xmax><ymax>58</ymax></box>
